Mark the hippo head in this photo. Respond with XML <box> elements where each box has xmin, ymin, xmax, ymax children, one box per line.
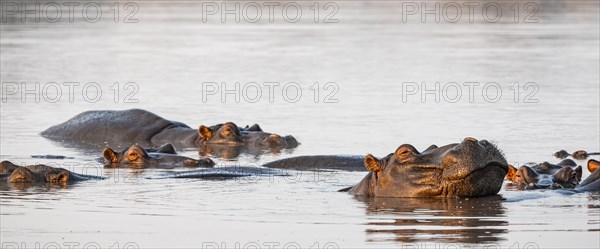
<box><xmin>198</xmin><ymin>122</ymin><xmax>243</xmax><ymax>145</ymax></box>
<box><xmin>351</xmin><ymin>137</ymin><xmax>508</xmax><ymax>197</ymax></box>
<box><xmin>103</xmin><ymin>145</ymin><xmax>214</xmax><ymax>168</ymax></box>
<box><xmin>8</xmin><ymin>166</ymin><xmax>69</xmax><ymax>183</ymax></box>
<box><xmin>513</xmin><ymin>165</ymin><xmax>539</xmax><ymax>185</ymax></box>
<box><xmin>554</xmin><ymin>150</ymin><xmax>570</xmax><ymax>159</ymax></box>
<box><xmin>198</xmin><ymin>122</ymin><xmax>298</xmax><ymax>149</ymax></box>
<box><xmin>552</xmin><ymin>166</ymin><xmax>582</xmax><ymax>189</ymax></box>
<box><xmin>571</xmin><ymin>150</ymin><xmax>589</xmax><ymax>160</ymax></box>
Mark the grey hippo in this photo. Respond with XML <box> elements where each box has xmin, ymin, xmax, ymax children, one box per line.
<box><xmin>41</xmin><ymin>109</ymin><xmax>299</xmax><ymax>151</ymax></box>
<box><xmin>1</xmin><ymin>161</ymin><xmax>104</xmax><ymax>185</ymax></box>
<box><xmin>102</xmin><ymin>144</ymin><xmax>215</xmax><ymax>169</ymax></box>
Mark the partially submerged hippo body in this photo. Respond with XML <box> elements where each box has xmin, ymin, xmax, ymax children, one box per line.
<box><xmin>102</xmin><ymin>144</ymin><xmax>215</xmax><ymax>169</ymax></box>
<box><xmin>265</xmin><ymin>138</ymin><xmax>509</xmax><ymax>198</ymax></box>
<box><xmin>0</xmin><ymin>161</ymin><xmax>104</xmax><ymax>186</ymax></box>
<box><xmin>147</xmin><ymin>166</ymin><xmax>289</xmax><ymax>180</ymax></box>
<box><xmin>41</xmin><ymin>109</ymin><xmax>299</xmax><ymax>153</ymax></box>
<box><xmin>506</xmin><ymin>159</ymin><xmax>600</xmax><ymax>192</ymax></box>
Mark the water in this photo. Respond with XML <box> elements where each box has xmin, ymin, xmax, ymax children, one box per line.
<box><xmin>1</xmin><ymin>0</ymin><xmax>599</xmax><ymax>248</ymax></box>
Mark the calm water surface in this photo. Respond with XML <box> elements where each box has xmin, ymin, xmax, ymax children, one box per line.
<box><xmin>1</xmin><ymin>0</ymin><xmax>599</xmax><ymax>248</ymax></box>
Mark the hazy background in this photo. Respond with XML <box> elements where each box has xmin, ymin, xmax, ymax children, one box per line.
<box><xmin>1</xmin><ymin>0</ymin><xmax>599</xmax><ymax>248</ymax></box>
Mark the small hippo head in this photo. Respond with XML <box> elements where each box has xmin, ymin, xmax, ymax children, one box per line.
<box><xmin>513</xmin><ymin>165</ymin><xmax>539</xmax><ymax>185</ymax></box>
<box><xmin>198</xmin><ymin>122</ymin><xmax>243</xmax><ymax>145</ymax></box>
<box><xmin>552</xmin><ymin>165</ymin><xmax>582</xmax><ymax>189</ymax></box>
<box><xmin>8</xmin><ymin>165</ymin><xmax>69</xmax><ymax>183</ymax></box>
<box><xmin>589</xmin><ymin>159</ymin><xmax>600</xmax><ymax>173</ymax></box>
<box><xmin>103</xmin><ymin>145</ymin><xmax>214</xmax><ymax>168</ymax></box>
<box><xmin>198</xmin><ymin>122</ymin><xmax>299</xmax><ymax>149</ymax></box>
<box><xmin>554</xmin><ymin>150</ymin><xmax>570</xmax><ymax>159</ymax></box>
<box><xmin>247</xmin><ymin>133</ymin><xmax>299</xmax><ymax>149</ymax></box>
<box><xmin>571</xmin><ymin>150</ymin><xmax>589</xmax><ymax>160</ymax></box>
<box><xmin>351</xmin><ymin>137</ymin><xmax>508</xmax><ymax>197</ymax></box>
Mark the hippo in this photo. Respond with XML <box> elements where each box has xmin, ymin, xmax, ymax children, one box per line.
<box><xmin>102</xmin><ymin>144</ymin><xmax>215</xmax><ymax>169</ymax></box>
<box><xmin>506</xmin><ymin>159</ymin><xmax>583</xmax><ymax>190</ymax></box>
<box><xmin>264</xmin><ymin>138</ymin><xmax>509</xmax><ymax>198</ymax></box>
<box><xmin>0</xmin><ymin>161</ymin><xmax>105</xmax><ymax>185</ymax></box>
<box><xmin>554</xmin><ymin>149</ymin><xmax>600</xmax><ymax>160</ymax></box>
<box><xmin>147</xmin><ymin>166</ymin><xmax>289</xmax><ymax>180</ymax></box>
<box><xmin>263</xmin><ymin>155</ymin><xmax>366</xmax><ymax>171</ymax></box>
<box><xmin>41</xmin><ymin>109</ymin><xmax>299</xmax><ymax>151</ymax></box>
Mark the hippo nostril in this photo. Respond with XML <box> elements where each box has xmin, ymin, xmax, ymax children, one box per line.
<box><xmin>479</xmin><ymin>140</ymin><xmax>490</xmax><ymax>146</ymax></box>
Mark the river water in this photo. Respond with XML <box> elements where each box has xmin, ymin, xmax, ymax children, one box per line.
<box><xmin>1</xmin><ymin>0</ymin><xmax>599</xmax><ymax>248</ymax></box>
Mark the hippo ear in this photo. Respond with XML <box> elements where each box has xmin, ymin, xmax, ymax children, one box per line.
<box><xmin>588</xmin><ymin>159</ymin><xmax>600</xmax><ymax>173</ymax></box>
<box><xmin>45</xmin><ymin>171</ymin><xmax>69</xmax><ymax>183</ymax></box>
<box><xmin>574</xmin><ymin>166</ymin><xmax>582</xmax><ymax>182</ymax></box>
<box><xmin>245</xmin><ymin>124</ymin><xmax>263</xmax><ymax>132</ymax></box>
<box><xmin>395</xmin><ymin>144</ymin><xmax>418</xmax><ymax>162</ymax></box>
<box><xmin>364</xmin><ymin>154</ymin><xmax>382</xmax><ymax>173</ymax></box>
<box><xmin>198</xmin><ymin>125</ymin><xmax>213</xmax><ymax>142</ymax></box>
<box><xmin>506</xmin><ymin>164</ymin><xmax>518</xmax><ymax>182</ymax></box>
<box><xmin>102</xmin><ymin>148</ymin><xmax>118</xmax><ymax>163</ymax></box>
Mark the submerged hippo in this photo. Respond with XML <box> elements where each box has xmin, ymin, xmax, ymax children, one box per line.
<box><xmin>513</xmin><ymin>165</ymin><xmax>581</xmax><ymax>190</ymax></box>
<box><xmin>147</xmin><ymin>166</ymin><xmax>289</xmax><ymax>180</ymax></box>
<box><xmin>554</xmin><ymin>150</ymin><xmax>600</xmax><ymax>160</ymax></box>
<box><xmin>0</xmin><ymin>161</ymin><xmax>104</xmax><ymax>185</ymax></box>
<box><xmin>41</xmin><ymin>109</ymin><xmax>299</xmax><ymax>151</ymax></box>
<box><xmin>102</xmin><ymin>144</ymin><xmax>215</xmax><ymax>168</ymax></box>
<box><xmin>265</xmin><ymin>138</ymin><xmax>509</xmax><ymax>198</ymax></box>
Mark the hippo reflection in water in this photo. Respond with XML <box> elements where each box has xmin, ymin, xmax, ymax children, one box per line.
<box><xmin>41</xmin><ymin>109</ymin><xmax>299</xmax><ymax>154</ymax></box>
<box><xmin>359</xmin><ymin>195</ymin><xmax>507</xmax><ymax>243</ymax></box>
<box><xmin>102</xmin><ymin>144</ymin><xmax>215</xmax><ymax>169</ymax></box>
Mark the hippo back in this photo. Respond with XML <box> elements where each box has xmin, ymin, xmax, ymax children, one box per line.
<box><xmin>41</xmin><ymin>109</ymin><xmax>187</xmax><ymax>146</ymax></box>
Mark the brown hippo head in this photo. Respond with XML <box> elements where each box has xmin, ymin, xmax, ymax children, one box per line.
<box><xmin>554</xmin><ymin>150</ymin><xmax>570</xmax><ymax>159</ymax></box>
<box><xmin>1</xmin><ymin>161</ymin><xmax>104</xmax><ymax>188</ymax></box>
<box><xmin>571</xmin><ymin>150</ymin><xmax>589</xmax><ymax>160</ymax></box>
<box><xmin>552</xmin><ymin>166</ymin><xmax>582</xmax><ymax>189</ymax></box>
<box><xmin>7</xmin><ymin>165</ymin><xmax>70</xmax><ymax>183</ymax></box>
<box><xmin>198</xmin><ymin>122</ymin><xmax>298</xmax><ymax>149</ymax></box>
<box><xmin>103</xmin><ymin>145</ymin><xmax>214</xmax><ymax>168</ymax></box>
<box><xmin>349</xmin><ymin>137</ymin><xmax>508</xmax><ymax>198</ymax></box>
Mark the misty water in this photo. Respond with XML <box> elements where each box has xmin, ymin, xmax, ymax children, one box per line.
<box><xmin>1</xmin><ymin>1</ymin><xmax>599</xmax><ymax>248</ymax></box>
